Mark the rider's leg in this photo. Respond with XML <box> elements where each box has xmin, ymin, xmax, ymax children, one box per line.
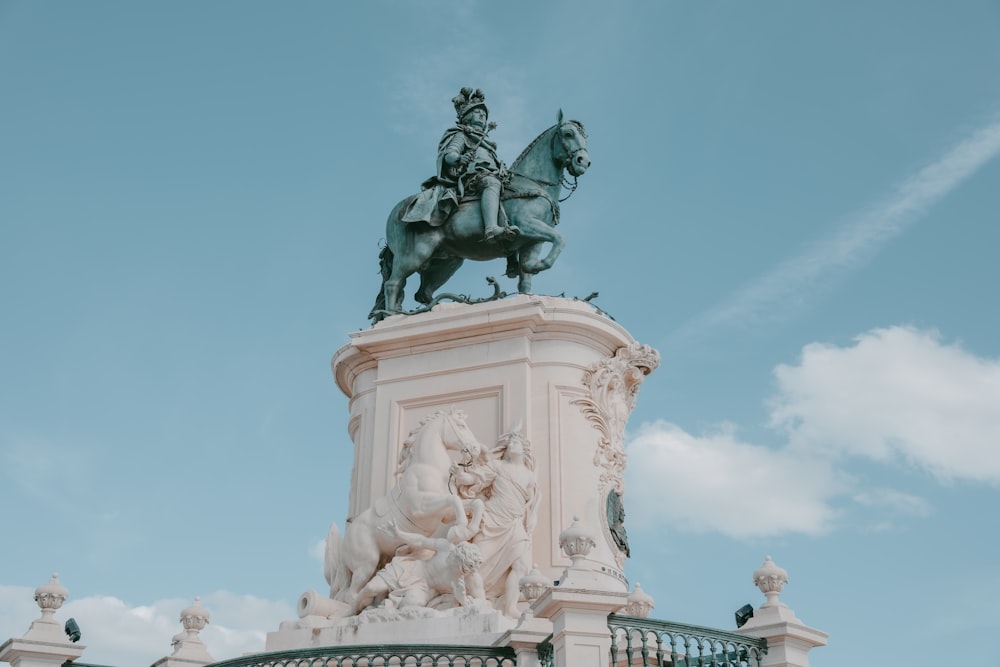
<box><xmin>480</xmin><ymin>176</ymin><xmax>505</xmax><ymax>240</ymax></box>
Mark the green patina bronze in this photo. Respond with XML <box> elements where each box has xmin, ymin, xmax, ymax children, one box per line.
<box><xmin>370</xmin><ymin>88</ymin><xmax>590</xmax><ymax>322</ymax></box>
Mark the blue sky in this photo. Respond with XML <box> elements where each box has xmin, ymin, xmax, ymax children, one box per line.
<box><xmin>2</xmin><ymin>2</ymin><xmax>999</xmax><ymax>665</ymax></box>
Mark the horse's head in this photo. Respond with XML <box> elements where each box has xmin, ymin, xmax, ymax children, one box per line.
<box><xmin>440</xmin><ymin>408</ymin><xmax>483</xmax><ymax>463</ymax></box>
<box><xmin>553</xmin><ymin>109</ymin><xmax>590</xmax><ymax>177</ymax></box>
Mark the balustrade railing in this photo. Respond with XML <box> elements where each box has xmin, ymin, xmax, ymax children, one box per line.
<box><xmin>208</xmin><ymin>644</ymin><xmax>517</xmax><ymax>667</ymax></box>
<box><xmin>608</xmin><ymin>614</ymin><xmax>766</xmax><ymax>667</ymax></box>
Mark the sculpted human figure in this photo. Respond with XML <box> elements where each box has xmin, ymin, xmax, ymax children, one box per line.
<box><xmin>452</xmin><ymin>428</ymin><xmax>538</xmax><ymax>617</ymax></box>
<box><xmin>403</xmin><ymin>87</ymin><xmax>517</xmax><ymax>241</ymax></box>
<box><xmin>353</xmin><ymin>523</ymin><xmax>485</xmax><ymax>614</ymax></box>
<box><xmin>607</xmin><ymin>490</ymin><xmax>630</xmax><ymax>557</ymax></box>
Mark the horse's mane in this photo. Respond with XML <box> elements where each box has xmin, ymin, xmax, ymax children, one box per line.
<box><xmin>510</xmin><ymin>120</ymin><xmax>587</xmax><ymax>172</ymax></box>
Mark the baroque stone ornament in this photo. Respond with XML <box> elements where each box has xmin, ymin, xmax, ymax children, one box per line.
<box><xmin>167</xmin><ymin>597</ymin><xmax>214</xmax><ymax>663</ymax></box>
<box><xmin>352</xmin><ymin>525</ymin><xmax>486</xmax><ymax>614</ymax></box>
<box><xmin>558</xmin><ymin>517</ymin><xmax>596</xmax><ymax>567</ymax></box>
<box><xmin>624</xmin><ymin>583</ymin><xmax>655</xmax><ymax>618</ymax></box>
<box><xmin>34</xmin><ymin>573</ymin><xmax>68</xmax><ymax>617</ymax></box>
<box><xmin>452</xmin><ymin>425</ymin><xmax>539</xmax><ymax>618</ymax></box>
<box><xmin>753</xmin><ymin>555</ymin><xmax>789</xmax><ymax>608</ymax></box>
<box><xmin>180</xmin><ymin>597</ymin><xmax>210</xmax><ymax>633</ymax></box>
<box><xmin>325</xmin><ymin>409</ymin><xmax>486</xmax><ymax>609</ymax></box>
<box><xmin>575</xmin><ymin>343</ymin><xmax>660</xmax><ymax>494</ymax></box>
<box><xmin>518</xmin><ymin>564</ymin><xmax>549</xmax><ymax>603</ymax></box>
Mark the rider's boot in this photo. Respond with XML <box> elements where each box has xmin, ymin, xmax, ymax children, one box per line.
<box><xmin>481</xmin><ymin>182</ymin><xmax>516</xmax><ymax>241</ymax></box>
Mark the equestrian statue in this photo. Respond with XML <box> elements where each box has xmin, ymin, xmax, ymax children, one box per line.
<box><xmin>370</xmin><ymin>87</ymin><xmax>590</xmax><ymax>322</ymax></box>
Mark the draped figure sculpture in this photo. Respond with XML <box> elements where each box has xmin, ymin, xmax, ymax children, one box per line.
<box><xmin>452</xmin><ymin>427</ymin><xmax>538</xmax><ymax>618</ymax></box>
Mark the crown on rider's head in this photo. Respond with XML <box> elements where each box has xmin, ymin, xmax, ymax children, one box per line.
<box><xmin>453</xmin><ymin>87</ymin><xmax>488</xmax><ymax>121</ymax></box>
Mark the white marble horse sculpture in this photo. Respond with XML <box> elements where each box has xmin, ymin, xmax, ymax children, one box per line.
<box><xmin>325</xmin><ymin>408</ymin><xmax>486</xmax><ymax>608</ymax></box>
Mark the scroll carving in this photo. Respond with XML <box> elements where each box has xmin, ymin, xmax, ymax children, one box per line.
<box><xmin>574</xmin><ymin>343</ymin><xmax>660</xmax><ymax>495</ymax></box>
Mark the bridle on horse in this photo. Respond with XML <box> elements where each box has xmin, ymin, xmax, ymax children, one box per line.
<box><xmin>534</xmin><ymin>122</ymin><xmax>586</xmax><ymax>202</ymax></box>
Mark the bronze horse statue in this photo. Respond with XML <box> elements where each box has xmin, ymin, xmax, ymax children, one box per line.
<box><xmin>370</xmin><ymin>111</ymin><xmax>590</xmax><ymax>321</ymax></box>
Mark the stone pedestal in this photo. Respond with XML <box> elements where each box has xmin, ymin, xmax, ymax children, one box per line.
<box><xmin>332</xmin><ymin>295</ymin><xmax>658</xmax><ymax>590</ymax></box>
<box><xmin>0</xmin><ymin>575</ymin><xmax>84</xmax><ymax>667</ymax></box>
<box><xmin>737</xmin><ymin>610</ymin><xmax>829</xmax><ymax>667</ymax></box>
<box><xmin>150</xmin><ymin>598</ymin><xmax>214</xmax><ymax>667</ymax></box>
<box><xmin>0</xmin><ymin>637</ymin><xmax>84</xmax><ymax>667</ymax></box>
<box><xmin>532</xmin><ymin>586</ymin><xmax>628</xmax><ymax>667</ymax></box>
<box><xmin>736</xmin><ymin>556</ymin><xmax>828</xmax><ymax>667</ymax></box>
<box><xmin>267</xmin><ymin>607</ymin><xmax>514</xmax><ymax>650</ymax></box>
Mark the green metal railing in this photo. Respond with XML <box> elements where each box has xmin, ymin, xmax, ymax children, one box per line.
<box><xmin>207</xmin><ymin>644</ymin><xmax>516</xmax><ymax>667</ymax></box>
<box><xmin>607</xmin><ymin>614</ymin><xmax>766</xmax><ymax>667</ymax></box>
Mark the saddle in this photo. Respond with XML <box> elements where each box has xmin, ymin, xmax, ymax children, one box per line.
<box><xmin>399</xmin><ymin>176</ymin><xmax>554</xmax><ymax>229</ymax></box>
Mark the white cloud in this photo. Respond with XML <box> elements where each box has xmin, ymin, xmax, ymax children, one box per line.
<box><xmin>770</xmin><ymin>326</ymin><xmax>1000</xmax><ymax>483</ymax></box>
<box><xmin>0</xmin><ymin>587</ymin><xmax>294</xmax><ymax>667</ymax></box>
<box><xmin>668</xmin><ymin>117</ymin><xmax>1000</xmax><ymax>342</ymax></box>
<box><xmin>625</xmin><ymin>421</ymin><xmax>845</xmax><ymax>538</ymax></box>
<box><xmin>626</xmin><ymin>326</ymin><xmax>999</xmax><ymax>539</ymax></box>
<box><xmin>311</xmin><ymin>536</ymin><xmax>327</xmax><ymax>564</ymax></box>
<box><xmin>851</xmin><ymin>487</ymin><xmax>932</xmax><ymax>517</ymax></box>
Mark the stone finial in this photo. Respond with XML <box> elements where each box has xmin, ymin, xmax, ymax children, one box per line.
<box><xmin>180</xmin><ymin>597</ymin><xmax>211</xmax><ymax>633</ymax></box>
<box><xmin>34</xmin><ymin>573</ymin><xmax>69</xmax><ymax>620</ymax></box>
<box><xmin>624</xmin><ymin>582</ymin><xmax>655</xmax><ymax>618</ymax></box>
<box><xmin>753</xmin><ymin>555</ymin><xmax>789</xmax><ymax>608</ymax></box>
<box><xmin>162</xmin><ymin>597</ymin><xmax>213</xmax><ymax>664</ymax></box>
<box><xmin>519</xmin><ymin>564</ymin><xmax>550</xmax><ymax>602</ymax></box>
<box><xmin>558</xmin><ymin>517</ymin><xmax>596</xmax><ymax>565</ymax></box>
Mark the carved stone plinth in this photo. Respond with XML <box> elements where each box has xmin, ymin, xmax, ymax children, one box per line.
<box><xmin>267</xmin><ymin>606</ymin><xmax>515</xmax><ymax>650</ymax></box>
<box><xmin>736</xmin><ymin>556</ymin><xmax>828</xmax><ymax>667</ymax></box>
<box><xmin>333</xmin><ymin>296</ymin><xmax>656</xmax><ymax>593</ymax></box>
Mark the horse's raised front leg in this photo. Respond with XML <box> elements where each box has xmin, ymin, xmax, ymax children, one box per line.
<box><xmin>516</xmin><ymin>218</ymin><xmax>565</xmax><ymax>274</ymax></box>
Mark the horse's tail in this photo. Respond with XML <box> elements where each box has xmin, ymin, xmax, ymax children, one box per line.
<box><xmin>368</xmin><ymin>244</ymin><xmax>394</xmax><ymax>321</ymax></box>
<box><xmin>324</xmin><ymin>522</ymin><xmax>349</xmax><ymax>598</ymax></box>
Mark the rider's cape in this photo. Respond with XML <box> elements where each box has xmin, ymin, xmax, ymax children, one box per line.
<box><xmin>401</xmin><ymin>125</ymin><xmax>501</xmax><ymax>227</ymax></box>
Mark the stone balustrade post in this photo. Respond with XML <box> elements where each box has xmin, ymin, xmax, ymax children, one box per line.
<box><xmin>0</xmin><ymin>574</ymin><xmax>85</xmax><ymax>667</ymax></box>
<box><xmin>150</xmin><ymin>597</ymin><xmax>214</xmax><ymax>667</ymax></box>
<box><xmin>530</xmin><ymin>518</ymin><xmax>628</xmax><ymax>667</ymax></box>
<box><xmin>735</xmin><ymin>556</ymin><xmax>828</xmax><ymax>667</ymax></box>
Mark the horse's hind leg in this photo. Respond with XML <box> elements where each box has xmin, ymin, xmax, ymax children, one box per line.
<box><xmin>415</xmin><ymin>257</ymin><xmax>464</xmax><ymax>304</ymax></box>
<box><xmin>344</xmin><ymin>552</ymin><xmax>382</xmax><ymax>606</ymax></box>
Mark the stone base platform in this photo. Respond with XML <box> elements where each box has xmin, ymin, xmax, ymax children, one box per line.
<box><xmin>265</xmin><ymin>605</ymin><xmax>515</xmax><ymax>650</ymax></box>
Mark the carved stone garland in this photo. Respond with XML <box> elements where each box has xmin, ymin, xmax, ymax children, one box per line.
<box><xmin>574</xmin><ymin>343</ymin><xmax>659</xmax><ymax>565</ymax></box>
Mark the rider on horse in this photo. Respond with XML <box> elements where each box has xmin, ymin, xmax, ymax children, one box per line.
<box><xmin>402</xmin><ymin>87</ymin><xmax>518</xmax><ymax>242</ymax></box>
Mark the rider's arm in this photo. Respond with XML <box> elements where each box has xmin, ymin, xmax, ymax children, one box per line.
<box><xmin>441</xmin><ymin>132</ymin><xmax>470</xmax><ymax>167</ymax></box>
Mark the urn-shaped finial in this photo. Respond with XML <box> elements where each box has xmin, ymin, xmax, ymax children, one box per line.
<box><xmin>753</xmin><ymin>555</ymin><xmax>788</xmax><ymax>607</ymax></box>
<box><xmin>34</xmin><ymin>573</ymin><xmax>69</xmax><ymax>620</ymax></box>
<box><xmin>559</xmin><ymin>517</ymin><xmax>596</xmax><ymax>565</ymax></box>
<box><xmin>169</xmin><ymin>597</ymin><xmax>214</xmax><ymax>662</ymax></box>
<box><xmin>180</xmin><ymin>597</ymin><xmax>211</xmax><ymax>632</ymax></box>
<box><xmin>624</xmin><ymin>582</ymin><xmax>655</xmax><ymax>618</ymax></box>
<box><xmin>519</xmin><ymin>564</ymin><xmax>550</xmax><ymax>602</ymax></box>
